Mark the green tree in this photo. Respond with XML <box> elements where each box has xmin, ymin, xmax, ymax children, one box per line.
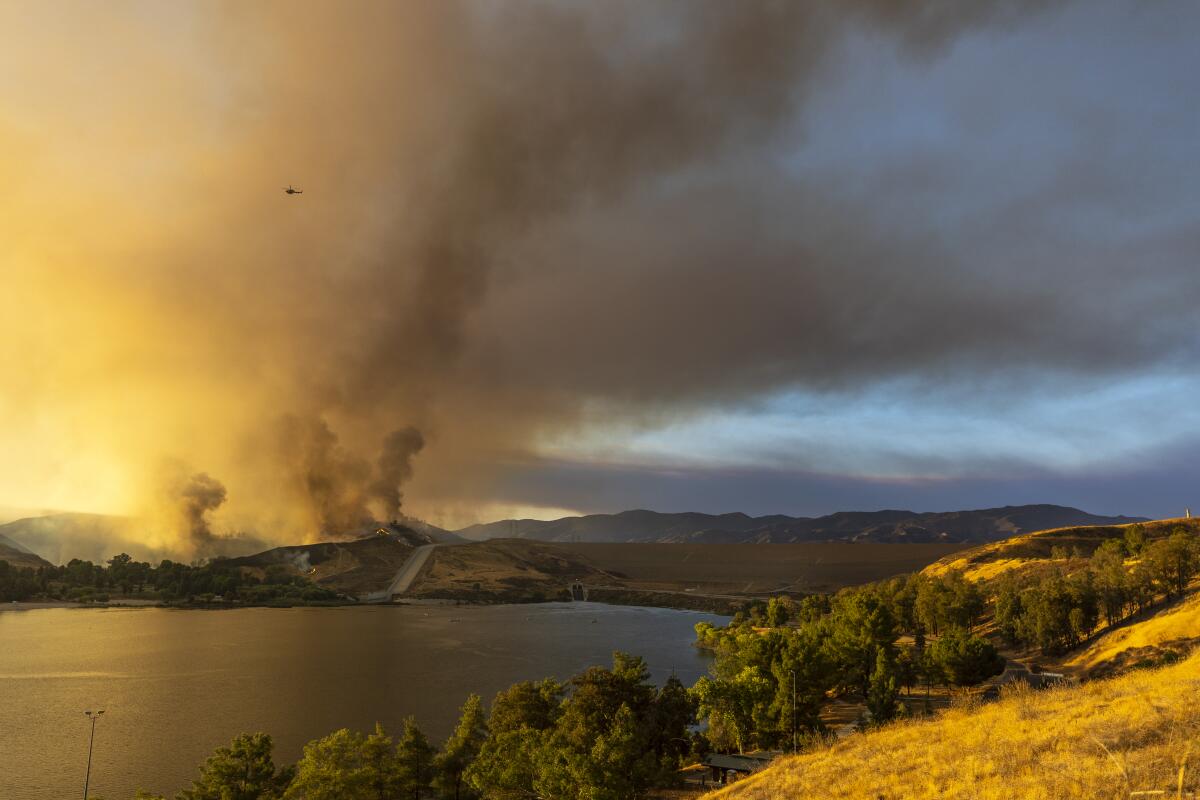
<box><xmin>993</xmin><ymin>575</ymin><xmax>1024</xmax><ymax>645</ymax></box>
<box><xmin>865</xmin><ymin>650</ymin><xmax>900</xmax><ymax>724</ymax></box>
<box><xmin>178</xmin><ymin>733</ymin><xmax>292</xmax><ymax>800</ymax></box>
<box><xmin>650</xmin><ymin>674</ymin><xmax>696</xmax><ymax>769</ymax></box>
<box><xmin>467</xmin><ymin>728</ymin><xmax>549</xmax><ymax>800</ymax></box>
<box><xmin>1124</xmin><ymin>524</ymin><xmax>1147</xmax><ymax>556</ymax></box>
<box><xmin>691</xmin><ymin>667</ymin><xmax>772</xmax><ymax>753</ymax></box>
<box><xmin>1145</xmin><ymin>531</ymin><xmax>1200</xmax><ymax>599</ymax></box>
<box><xmin>765</xmin><ymin>596</ymin><xmax>792</xmax><ymax>627</ymax></box>
<box><xmin>436</xmin><ymin>695</ymin><xmax>486</xmax><ymax>800</ymax></box>
<box><xmin>1091</xmin><ymin>539</ymin><xmax>1129</xmax><ymax>626</ymax></box>
<box><xmin>285</xmin><ymin>727</ymin><xmax>387</xmax><ymax>800</ymax></box>
<box><xmin>930</xmin><ymin>627</ymin><xmax>1005</xmax><ymax>688</ymax></box>
<box><xmin>823</xmin><ymin>591</ymin><xmax>897</xmax><ymax>697</ymax></box>
<box><xmin>396</xmin><ymin>718</ymin><xmax>435</xmax><ymax>800</ymax></box>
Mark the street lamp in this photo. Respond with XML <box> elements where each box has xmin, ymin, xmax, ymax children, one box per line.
<box><xmin>83</xmin><ymin>710</ymin><xmax>105</xmax><ymax>800</ymax></box>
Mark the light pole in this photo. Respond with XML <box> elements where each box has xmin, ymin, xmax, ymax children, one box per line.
<box><xmin>83</xmin><ymin>709</ymin><xmax>104</xmax><ymax>800</ymax></box>
<box><xmin>787</xmin><ymin>671</ymin><xmax>796</xmax><ymax>758</ymax></box>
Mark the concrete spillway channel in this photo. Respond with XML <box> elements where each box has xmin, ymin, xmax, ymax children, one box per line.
<box><xmin>364</xmin><ymin>544</ymin><xmax>437</xmax><ymax>603</ymax></box>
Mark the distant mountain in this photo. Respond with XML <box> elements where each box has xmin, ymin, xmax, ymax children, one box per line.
<box><xmin>0</xmin><ymin>513</ymin><xmax>136</xmax><ymax>565</ymax></box>
<box><xmin>454</xmin><ymin>505</ymin><xmax>1147</xmax><ymax>545</ymax></box>
<box><xmin>0</xmin><ymin>512</ymin><xmax>461</xmax><ymax>566</ymax></box>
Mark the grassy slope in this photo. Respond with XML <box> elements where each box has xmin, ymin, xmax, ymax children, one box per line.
<box><xmin>707</xmin><ymin>650</ymin><xmax>1200</xmax><ymax>800</ymax></box>
<box><xmin>1064</xmin><ymin>590</ymin><xmax>1200</xmax><ymax>678</ymax></box>
<box><xmin>922</xmin><ymin>517</ymin><xmax>1200</xmax><ymax>584</ymax></box>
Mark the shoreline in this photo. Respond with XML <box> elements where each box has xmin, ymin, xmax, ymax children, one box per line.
<box><xmin>2</xmin><ymin>593</ymin><xmax>738</xmax><ymax>614</ymax></box>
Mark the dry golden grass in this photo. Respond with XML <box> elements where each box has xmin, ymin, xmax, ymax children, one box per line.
<box><xmin>1065</xmin><ymin>592</ymin><xmax>1200</xmax><ymax>677</ymax></box>
<box><xmin>923</xmin><ymin>518</ymin><xmax>1200</xmax><ymax>584</ymax></box>
<box><xmin>705</xmin><ymin>650</ymin><xmax>1200</xmax><ymax>800</ymax></box>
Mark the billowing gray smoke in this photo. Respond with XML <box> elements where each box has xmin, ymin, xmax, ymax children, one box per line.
<box><xmin>371</xmin><ymin>427</ymin><xmax>425</xmax><ymax>522</ymax></box>
<box><xmin>270</xmin><ymin>416</ymin><xmax>424</xmax><ymax>537</ymax></box>
<box><xmin>23</xmin><ymin>0</ymin><xmax>1190</xmax><ymax>548</ymax></box>
<box><xmin>179</xmin><ymin>472</ymin><xmax>227</xmax><ymax>550</ymax></box>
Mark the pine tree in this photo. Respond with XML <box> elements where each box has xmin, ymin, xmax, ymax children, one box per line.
<box><xmin>435</xmin><ymin>695</ymin><xmax>487</xmax><ymax>800</ymax></box>
<box><xmin>396</xmin><ymin>717</ymin><xmax>435</xmax><ymax>800</ymax></box>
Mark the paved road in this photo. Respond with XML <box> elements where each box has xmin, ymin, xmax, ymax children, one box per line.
<box><xmin>383</xmin><ymin>544</ymin><xmax>438</xmax><ymax>598</ymax></box>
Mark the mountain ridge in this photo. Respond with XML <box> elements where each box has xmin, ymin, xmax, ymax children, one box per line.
<box><xmin>455</xmin><ymin>504</ymin><xmax>1146</xmax><ymax>545</ymax></box>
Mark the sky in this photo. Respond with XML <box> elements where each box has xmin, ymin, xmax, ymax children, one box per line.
<box><xmin>1</xmin><ymin>0</ymin><xmax>1198</xmax><ymax>551</ymax></box>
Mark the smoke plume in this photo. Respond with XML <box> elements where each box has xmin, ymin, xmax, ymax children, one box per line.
<box><xmin>372</xmin><ymin>427</ymin><xmax>426</xmax><ymax>523</ymax></box>
<box><xmin>179</xmin><ymin>472</ymin><xmax>227</xmax><ymax>550</ymax></box>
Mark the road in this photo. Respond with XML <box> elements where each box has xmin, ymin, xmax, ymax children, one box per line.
<box><xmin>383</xmin><ymin>543</ymin><xmax>437</xmax><ymax>598</ymax></box>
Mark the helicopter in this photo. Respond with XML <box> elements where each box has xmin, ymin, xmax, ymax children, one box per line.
<box><xmin>283</xmin><ymin>185</ymin><xmax>303</xmax><ymax>195</ymax></box>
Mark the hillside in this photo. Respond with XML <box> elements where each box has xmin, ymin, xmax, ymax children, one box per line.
<box><xmin>0</xmin><ymin>512</ymin><xmax>139</xmax><ymax>564</ymax></box>
<box><xmin>407</xmin><ymin>539</ymin><xmax>616</xmax><ymax>602</ymax></box>
<box><xmin>0</xmin><ymin>533</ymin><xmax>52</xmax><ymax>570</ymax></box>
<box><xmin>923</xmin><ymin>517</ymin><xmax>1200</xmax><ymax>584</ymax></box>
<box><xmin>456</xmin><ymin>505</ymin><xmax>1143</xmax><ymax>545</ymax></box>
<box><xmin>1063</xmin><ymin>590</ymin><xmax>1200</xmax><ymax>679</ymax></box>
<box><xmin>706</xmin><ymin>650</ymin><xmax>1200</xmax><ymax>800</ymax></box>
<box><xmin>226</xmin><ymin>525</ymin><xmax>433</xmax><ymax>596</ymax></box>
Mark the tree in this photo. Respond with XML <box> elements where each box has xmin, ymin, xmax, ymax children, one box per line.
<box><xmin>285</xmin><ymin>727</ymin><xmax>393</xmax><ymax>800</ymax></box>
<box><xmin>650</xmin><ymin>674</ymin><xmax>696</xmax><ymax>769</ymax></box>
<box><xmin>765</xmin><ymin>596</ymin><xmax>793</xmax><ymax>627</ymax></box>
<box><xmin>1124</xmin><ymin>524</ymin><xmax>1147</xmax><ymax>556</ymax></box>
<box><xmin>865</xmin><ymin>650</ymin><xmax>900</xmax><ymax>724</ymax></box>
<box><xmin>436</xmin><ymin>695</ymin><xmax>486</xmax><ymax>800</ymax></box>
<box><xmin>396</xmin><ymin>718</ymin><xmax>435</xmax><ymax>800</ymax></box>
<box><xmin>467</xmin><ymin>727</ymin><xmax>549</xmax><ymax>800</ymax></box>
<box><xmin>1091</xmin><ymin>539</ymin><xmax>1129</xmax><ymax>626</ymax></box>
<box><xmin>691</xmin><ymin>667</ymin><xmax>772</xmax><ymax>753</ymax></box>
<box><xmin>930</xmin><ymin>627</ymin><xmax>1005</xmax><ymax>688</ymax></box>
<box><xmin>823</xmin><ymin>591</ymin><xmax>897</xmax><ymax>697</ymax></box>
<box><xmin>486</xmin><ymin>679</ymin><xmax>563</xmax><ymax>736</ymax></box>
<box><xmin>993</xmin><ymin>576</ymin><xmax>1024</xmax><ymax>645</ymax></box>
<box><xmin>179</xmin><ymin>733</ymin><xmax>292</xmax><ymax>800</ymax></box>
<box><xmin>579</xmin><ymin>703</ymin><xmax>658</xmax><ymax>800</ymax></box>
<box><xmin>1145</xmin><ymin>531</ymin><xmax>1200</xmax><ymax>599</ymax></box>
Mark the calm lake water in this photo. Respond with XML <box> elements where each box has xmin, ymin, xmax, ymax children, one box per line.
<box><xmin>0</xmin><ymin>602</ymin><xmax>724</xmax><ymax>800</ymax></box>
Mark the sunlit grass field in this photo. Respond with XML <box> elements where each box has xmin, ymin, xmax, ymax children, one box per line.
<box><xmin>706</xmin><ymin>650</ymin><xmax>1200</xmax><ymax>800</ymax></box>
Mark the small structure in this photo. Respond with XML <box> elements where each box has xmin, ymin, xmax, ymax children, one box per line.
<box><xmin>569</xmin><ymin>581</ymin><xmax>588</xmax><ymax>601</ymax></box>
<box><xmin>702</xmin><ymin>753</ymin><xmax>776</xmax><ymax>785</ymax></box>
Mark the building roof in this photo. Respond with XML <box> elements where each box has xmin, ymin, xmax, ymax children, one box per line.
<box><xmin>703</xmin><ymin>753</ymin><xmax>776</xmax><ymax>773</ymax></box>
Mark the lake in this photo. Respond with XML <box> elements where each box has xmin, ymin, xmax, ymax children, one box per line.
<box><xmin>0</xmin><ymin>602</ymin><xmax>725</xmax><ymax>800</ymax></box>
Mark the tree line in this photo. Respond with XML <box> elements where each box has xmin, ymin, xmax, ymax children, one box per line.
<box><xmin>128</xmin><ymin>652</ymin><xmax>697</xmax><ymax>800</ymax></box>
<box><xmin>691</xmin><ymin>570</ymin><xmax>1004</xmax><ymax>753</ymax></box>
<box><xmin>993</xmin><ymin>527</ymin><xmax>1200</xmax><ymax>654</ymax></box>
<box><xmin>0</xmin><ymin>553</ymin><xmax>340</xmax><ymax>604</ymax></box>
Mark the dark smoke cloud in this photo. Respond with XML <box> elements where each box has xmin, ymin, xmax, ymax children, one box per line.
<box><xmin>179</xmin><ymin>472</ymin><xmax>226</xmax><ymax>550</ymax></box>
<box><xmin>11</xmin><ymin>0</ymin><xmax>1197</xmax><ymax>539</ymax></box>
<box><xmin>268</xmin><ymin>416</ymin><xmax>424</xmax><ymax>538</ymax></box>
<box><xmin>371</xmin><ymin>426</ymin><xmax>425</xmax><ymax>522</ymax></box>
